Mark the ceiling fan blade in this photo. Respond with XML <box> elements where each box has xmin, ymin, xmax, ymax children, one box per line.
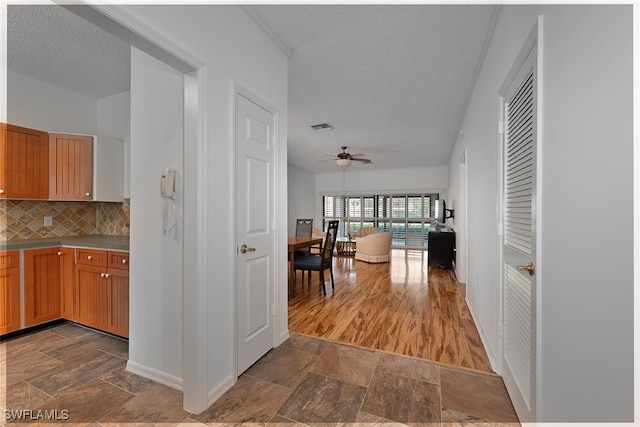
<box><xmin>350</xmin><ymin>153</ymin><xmax>365</xmax><ymax>157</ymax></box>
<box><xmin>317</xmin><ymin>158</ymin><xmax>337</xmax><ymax>162</ymax></box>
<box><xmin>352</xmin><ymin>158</ymin><xmax>372</xmax><ymax>163</ymax></box>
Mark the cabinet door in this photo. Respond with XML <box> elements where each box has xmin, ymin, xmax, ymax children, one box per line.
<box><xmin>49</xmin><ymin>133</ymin><xmax>93</xmax><ymax>200</ymax></box>
<box><xmin>58</xmin><ymin>247</ymin><xmax>75</xmax><ymax>320</ymax></box>
<box><xmin>0</xmin><ymin>251</ymin><xmax>21</xmax><ymax>334</ymax></box>
<box><xmin>75</xmin><ymin>264</ymin><xmax>108</xmax><ymax>330</ymax></box>
<box><xmin>107</xmin><ymin>268</ymin><xmax>129</xmax><ymax>338</ymax></box>
<box><xmin>94</xmin><ymin>137</ymin><xmax>125</xmax><ymax>202</ymax></box>
<box><xmin>0</xmin><ymin>123</ymin><xmax>49</xmax><ymax>199</ymax></box>
<box><xmin>24</xmin><ymin>248</ymin><xmax>61</xmax><ymax>326</ymax></box>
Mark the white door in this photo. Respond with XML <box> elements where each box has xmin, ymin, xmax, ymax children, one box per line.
<box><xmin>499</xmin><ymin>29</ymin><xmax>539</xmax><ymax>423</ymax></box>
<box><xmin>236</xmin><ymin>92</ymin><xmax>275</xmax><ymax>374</ymax></box>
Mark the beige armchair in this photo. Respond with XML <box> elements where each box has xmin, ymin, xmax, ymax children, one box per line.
<box><xmin>355</xmin><ymin>232</ymin><xmax>392</xmax><ymax>263</ymax></box>
<box><xmin>349</xmin><ymin>227</ymin><xmax>378</xmax><ymax>240</ymax></box>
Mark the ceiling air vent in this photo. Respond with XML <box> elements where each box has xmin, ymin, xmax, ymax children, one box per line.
<box><xmin>311</xmin><ymin>123</ymin><xmax>334</xmax><ymax>132</ymax></box>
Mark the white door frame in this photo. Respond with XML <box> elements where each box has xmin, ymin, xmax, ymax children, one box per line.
<box><xmin>457</xmin><ymin>148</ymin><xmax>468</xmax><ymax>285</ymax></box>
<box><xmin>497</xmin><ymin>17</ymin><xmax>543</xmax><ymax>423</ymax></box>
<box><xmin>61</xmin><ymin>4</ymin><xmax>211</xmax><ymax>413</ymax></box>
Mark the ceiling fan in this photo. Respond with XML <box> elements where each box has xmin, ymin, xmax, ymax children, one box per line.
<box><xmin>323</xmin><ymin>146</ymin><xmax>372</xmax><ymax>167</ymax></box>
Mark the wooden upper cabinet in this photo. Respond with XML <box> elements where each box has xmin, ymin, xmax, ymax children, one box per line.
<box><xmin>0</xmin><ymin>123</ymin><xmax>49</xmax><ymax>199</ymax></box>
<box><xmin>49</xmin><ymin>133</ymin><xmax>93</xmax><ymax>200</ymax></box>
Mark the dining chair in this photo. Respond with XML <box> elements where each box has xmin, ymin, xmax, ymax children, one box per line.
<box><xmin>294</xmin><ymin>219</ymin><xmax>313</xmax><ymax>257</ymax></box>
<box><xmin>293</xmin><ymin>220</ymin><xmax>339</xmax><ymax>295</ymax></box>
<box><xmin>293</xmin><ymin>218</ymin><xmax>314</xmax><ymax>283</ymax></box>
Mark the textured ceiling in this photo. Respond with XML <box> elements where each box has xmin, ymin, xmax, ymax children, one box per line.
<box><xmin>6</xmin><ymin>4</ymin><xmax>497</xmax><ymax>173</ymax></box>
<box><xmin>249</xmin><ymin>5</ymin><xmax>497</xmax><ymax>173</ymax></box>
<box><xmin>8</xmin><ymin>5</ymin><xmax>130</xmax><ymax>99</ymax></box>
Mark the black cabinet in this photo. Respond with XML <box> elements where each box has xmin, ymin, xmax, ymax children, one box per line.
<box><xmin>428</xmin><ymin>229</ymin><xmax>456</xmax><ymax>269</ymax></box>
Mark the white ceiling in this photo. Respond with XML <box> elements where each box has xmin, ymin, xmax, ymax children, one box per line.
<box><xmin>249</xmin><ymin>5</ymin><xmax>497</xmax><ymax>173</ymax></box>
<box><xmin>8</xmin><ymin>5</ymin><xmax>131</xmax><ymax>99</ymax></box>
<box><xmin>7</xmin><ymin>4</ymin><xmax>497</xmax><ymax>173</ymax></box>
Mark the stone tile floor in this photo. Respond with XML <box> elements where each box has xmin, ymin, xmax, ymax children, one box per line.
<box><xmin>2</xmin><ymin>323</ymin><xmax>519</xmax><ymax>425</ymax></box>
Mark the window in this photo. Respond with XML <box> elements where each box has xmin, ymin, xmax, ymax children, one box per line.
<box><xmin>322</xmin><ymin>193</ymin><xmax>439</xmax><ymax>248</ymax></box>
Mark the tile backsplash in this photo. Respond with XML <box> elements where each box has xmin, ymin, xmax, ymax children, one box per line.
<box><xmin>96</xmin><ymin>200</ymin><xmax>130</xmax><ymax>236</ymax></box>
<box><xmin>1</xmin><ymin>199</ymin><xmax>130</xmax><ymax>240</ymax></box>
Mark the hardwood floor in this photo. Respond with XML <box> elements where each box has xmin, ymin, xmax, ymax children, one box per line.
<box><xmin>289</xmin><ymin>249</ymin><xmax>493</xmax><ymax>373</ymax></box>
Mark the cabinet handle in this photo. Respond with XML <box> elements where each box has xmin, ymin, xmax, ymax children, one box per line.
<box><xmin>0</xmin><ymin>189</ymin><xmax>4</xmax><ymax>194</ymax></box>
<box><xmin>57</xmin><ymin>251</ymin><xmax>63</xmax><ymax>256</ymax></box>
<box><xmin>87</xmin><ymin>255</ymin><xmax>93</xmax><ymax>260</ymax></box>
<box><xmin>85</xmin><ymin>192</ymin><xmax>91</xmax><ymax>197</ymax></box>
<box><xmin>121</xmin><ymin>259</ymin><xmax>127</xmax><ymax>264</ymax></box>
<box><xmin>105</xmin><ymin>273</ymin><xmax>111</xmax><ymax>278</ymax></box>
<box><xmin>101</xmin><ymin>273</ymin><xmax>105</xmax><ymax>278</ymax></box>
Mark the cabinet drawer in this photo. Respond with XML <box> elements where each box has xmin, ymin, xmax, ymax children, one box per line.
<box><xmin>108</xmin><ymin>251</ymin><xmax>129</xmax><ymax>270</ymax></box>
<box><xmin>76</xmin><ymin>249</ymin><xmax>107</xmax><ymax>267</ymax></box>
<box><xmin>0</xmin><ymin>251</ymin><xmax>20</xmax><ymax>269</ymax></box>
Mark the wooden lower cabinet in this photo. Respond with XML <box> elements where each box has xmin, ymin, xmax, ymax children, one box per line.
<box><xmin>0</xmin><ymin>251</ymin><xmax>21</xmax><ymax>334</ymax></box>
<box><xmin>75</xmin><ymin>249</ymin><xmax>129</xmax><ymax>338</ymax></box>
<box><xmin>24</xmin><ymin>248</ymin><xmax>61</xmax><ymax>326</ymax></box>
<box><xmin>108</xmin><ymin>267</ymin><xmax>129</xmax><ymax>338</ymax></box>
<box><xmin>0</xmin><ymin>246</ymin><xmax>128</xmax><ymax>337</ymax></box>
<box><xmin>75</xmin><ymin>264</ymin><xmax>109</xmax><ymax>331</ymax></box>
<box><xmin>59</xmin><ymin>248</ymin><xmax>75</xmax><ymax>320</ymax></box>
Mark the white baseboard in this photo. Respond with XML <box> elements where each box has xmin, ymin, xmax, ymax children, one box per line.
<box><xmin>126</xmin><ymin>360</ymin><xmax>184</xmax><ymax>391</ymax></box>
<box><xmin>207</xmin><ymin>375</ymin><xmax>236</xmax><ymax>408</ymax></box>
<box><xmin>465</xmin><ymin>295</ymin><xmax>499</xmax><ymax>372</ymax></box>
<box><xmin>278</xmin><ymin>329</ymin><xmax>290</xmax><ymax>346</ymax></box>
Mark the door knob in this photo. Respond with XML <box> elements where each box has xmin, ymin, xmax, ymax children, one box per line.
<box><xmin>517</xmin><ymin>261</ymin><xmax>536</xmax><ymax>276</ymax></box>
<box><xmin>240</xmin><ymin>244</ymin><xmax>256</xmax><ymax>254</ymax></box>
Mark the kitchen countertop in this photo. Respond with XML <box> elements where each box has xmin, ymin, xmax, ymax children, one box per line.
<box><xmin>0</xmin><ymin>235</ymin><xmax>130</xmax><ymax>251</ymax></box>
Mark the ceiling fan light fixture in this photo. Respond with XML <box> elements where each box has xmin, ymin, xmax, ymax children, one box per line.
<box><xmin>336</xmin><ymin>158</ymin><xmax>352</xmax><ymax>168</ymax></box>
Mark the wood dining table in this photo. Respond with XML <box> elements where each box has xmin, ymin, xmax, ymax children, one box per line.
<box><xmin>287</xmin><ymin>236</ymin><xmax>324</xmax><ymax>295</ymax></box>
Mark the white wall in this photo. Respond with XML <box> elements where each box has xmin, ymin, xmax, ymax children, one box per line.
<box><xmin>316</xmin><ymin>165</ymin><xmax>448</xmax><ymax>195</ymax></box>
<box><xmin>128</xmin><ymin>47</ymin><xmax>184</xmax><ymax>385</ymax></box>
<box><xmin>117</xmin><ymin>4</ymin><xmax>288</xmax><ymax>411</ymax></box>
<box><xmin>448</xmin><ymin>5</ymin><xmax>633</xmax><ymax>422</ymax></box>
<box><xmin>97</xmin><ymin>91</ymin><xmax>131</xmax><ymax>198</ymax></box>
<box><xmin>287</xmin><ymin>165</ymin><xmax>316</xmax><ymax>235</ymax></box>
<box><xmin>7</xmin><ymin>70</ymin><xmax>98</xmax><ymax>134</ymax></box>
<box><xmin>97</xmin><ymin>91</ymin><xmax>130</xmax><ymax>139</ymax></box>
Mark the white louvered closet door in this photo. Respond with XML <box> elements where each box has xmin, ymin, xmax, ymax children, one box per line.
<box><xmin>500</xmin><ymin>30</ymin><xmax>538</xmax><ymax>423</ymax></box>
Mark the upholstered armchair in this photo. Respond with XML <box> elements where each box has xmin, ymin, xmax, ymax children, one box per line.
<box><xmin>349</xmin><ymin>227</ymin><xmax>379</xmax><ymax>240</ymax></box>
<box><xmin>355</xmin><ymin>232</ymin><xmax>392</xmax><ymax>263</ymax></box>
